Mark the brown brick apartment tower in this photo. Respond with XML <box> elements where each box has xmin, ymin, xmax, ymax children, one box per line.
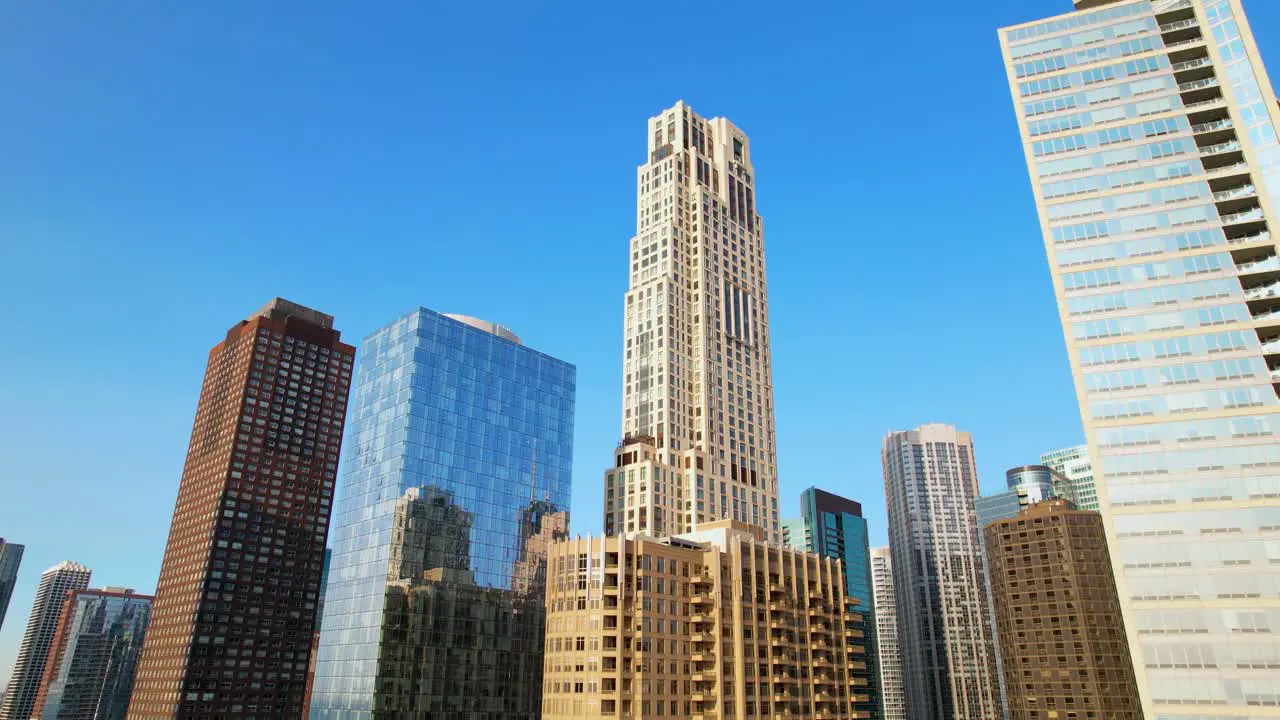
<box><xmin>127</xmin><ymin>299</ymin><xmax>353</xmax><ymax>719</ymax></box>
<box><xmin>983</xmin><ymin>499</ymin><xmax>1143</xmax><ymax>720</ymax></box>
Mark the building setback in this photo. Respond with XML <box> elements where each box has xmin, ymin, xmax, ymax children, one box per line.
<box><xmin>543</xmin><ymin>521</ymin><xmax>872</xmax><ymax>719</ymax></box>
<box><xmin>606</xmin><ymin>101</ymin><xmax>780</xmax><ymax>543</ymax></box>
<box><xmin>31</xmin><ymin>587</ymin><xmax>153</xmax><ymax>720</ymax></box>
<box><xmin>869</xmin><ymin>548</ymin><xmax>905</xmax><ymax>720</ymax></box>
<box><xmin>0</xmin><ymin>561</ymin><xmax>92</xmax><ymax>720</ymax></box>
<box><xmin>1001</xmin><ymin>0</ymin><xmax>1280</xmax><ymax>712</ymax></box>
<box><xmin>983</xmin><ymin>500</ymin><xmax>1142</xmax><ymax>720</ymax></box>
<box><xmin>0</xmin><ymin>539</ymin><xmax>23</xmax><ymax>635</ymax></box>
<box><xmin>309</xmin><ymin>309</ymin><xmax>576</xmax><ymax>720</ymax></box>
<box><xmin>882</xmin><ymin>424</ymin><xmax>1001</xmax><ymax>720</ymax></box>
<box><xmin>127</xmin><ymin>299</ymin><xmax>354</xmax><ymax>719</ymax></box>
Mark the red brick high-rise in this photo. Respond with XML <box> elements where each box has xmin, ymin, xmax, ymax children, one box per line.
<box><xmin>127</xmin><ymin>299</ymin><xmax>353</xmax><ymax>719</ymax></box>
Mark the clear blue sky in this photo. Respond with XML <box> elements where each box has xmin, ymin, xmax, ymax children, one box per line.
<box><xmin>3</xmin><ymin>0</ymin><xmax>1277</xmax><ymax>682</ymax></box>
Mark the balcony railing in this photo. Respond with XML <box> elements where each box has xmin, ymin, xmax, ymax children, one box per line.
<box><xmin>1260</xmin><ymin>338</ymin><xmax>1280</xmax><ymax>354</ymax></box>
<box><xmin>1215</xmin><ymin>185</ymin><xmax>1257</xmax><ymax>202</ymax></box>
<box><xmin>1221</xmin><ymin>207</ymin><xmax>1265</xmax><ymax>225</ymax></box>
<box><xmin>1180</xmin><ymin>77</ymin><xmax>1220</xmax><ymax>92</ymax></box>
<box><xmin>1252</xmin><ymin>307</ymin><xmax>1280</xmax><ymax>322</ymax></box>
<box><xmin>1183</xmin><ymin>96</ymin><xmax>1226</xmax><ymax>111</ymax></box>
<box><xmin>1161</xmin><ymin>18</ymin><xmax>1200</xmax><ymax>32</ymax></box>
<box><xmin>1202</xmin><ymin>140</ymin><xmax>1243</xmax><ymax>155</ymax></box>
<box><xmin>1154</xmin><ymin>0</ymin><xmax>1194</xmax><ymax>10</ymax></box>
<box><xmin>1270</xmin><ymin>368</ymin><xmax>1280</xmax><ymax>380</ymax></box>
<box><xmin>1165</xmin><ymin>35</ymin><xmax>1207</xmax><ymax>50</ymax></box>
<box><xmin>1193</xmin><ymin>118</ymin><xmax>1234</xmax><ymax>134</ymax></box>
<box><xmin>1230</xmin><ymin>230</ymin><xmax>1271</xmax><ymax>245</ymax></box>
<box><xmin>1173</xmin><ymin>57</ymin><xmax>1213</xmax><ymax>72</ymax></box>
<box><xmin>1245</xmin><ymin>282</ymin><xmax>1280</xmax><ymax>301</ymax></box>
<box><xmin>1236</xmin><ymin>256</ymin><xmax>1280</xmax><ymax>275</ymax></box>
<box><xmin>1210</xmin><ymin>161</ymin><xmax>1250</xmax><ymax>176</ymax></box>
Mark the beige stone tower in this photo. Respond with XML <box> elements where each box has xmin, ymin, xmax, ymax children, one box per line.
<box><xmin>1000</xmin><ymin>0</ymin><xmax>1280</xmax><ymax>714</ymax></box>
<box><xmin>606</xmin><ymin>102</ymin><xmax>779</xmax><ymax>543</ymax></box>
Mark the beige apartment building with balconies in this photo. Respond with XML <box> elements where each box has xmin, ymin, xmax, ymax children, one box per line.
<box><xmin>542</xmin><ymin>520</ymin><xmax>872</xmax><ymax>720</ymax></box>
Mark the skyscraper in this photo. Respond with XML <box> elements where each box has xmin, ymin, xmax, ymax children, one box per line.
<box><xmin>1000</xmin><ymin>0</ymin><xmax>1280</xmax><ymax>713</ymax></box>
<box><xmin>127</xmin><ymin>299</ymin><xmax>354</xmax><ymax>719</ymax></box>
<box><xmin>605</xmin><ymin>100</ymin><xmax>779</xmax><ymax>542</ymax></box>
<box><xmin>781</xmin><ymin>487</ymin><xmax>881</xmax><ymax>719</ymax></box>
<box><xmin>309</xmin><ymin>308</ymin><xmax>575</xmax><ymax>720</ymax></box>
<box><xmin>1039</xmin><ymin>444</ymin><xmax>1098</xmax><ymax>510</ymax></box>
<box><xmin>869</xmin><ymin>548</ymin><xmax>905</xmax><ymax>720</ymax></box>
<box><xmin>543</xmin><ymin>521</ymin><xmax>872</xmax><ymax>720</ymax></box>
<box><xmin>881</xmin><ymin>424</ymin><xmax>1000</xmax><ymax>720</ymax></box>
<box><xmin>31</xmin><ymin>587</ymin><xmax>153</xmax><ymax>720</ymax></box>
<box><xmin>984</xmin><ymin>500</ymin><xmax>1142</xmax><ymax>720</ymax></box>
<box><xmin>0</xmin><ymin>561</ymin><xmax>92</xmax><ymax>720</ymax></box>
<box><xmin>0</xmin><ymin>539</ymin><xmax>23</xmax><ymax>634</ymax></box>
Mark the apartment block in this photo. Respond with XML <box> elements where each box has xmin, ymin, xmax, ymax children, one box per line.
<box><xmin>984</xmin><ymin>500</ymin><xmax>1142</xmax><ymax>720</ymax></box>
<box><xmin>1001</xmin><ymin>0</ymin><xmax>1280</xmax><ymax>712</ymax></box>
<box><xmin>128</xmin><ymin>299</ymin><xmax>354</xmax><ymax>719</ymax></box>
<box><xmin>543</xmin><ymin>521</ymin><xmax>872</xmax><ymax>720</ymax></box>
<box><xmin>0</xmin><ymin>561</ymin><xmax>92</xmax><ymax>720</ymax></box>
<box><xmin>882</xmin><ymin>424</ymin><xmax>1001</xmax><ymax>719</ymax></box>
<box><xmin>869</xmin><ymin>548</ymin><xmax>905</xmax><ymax>720</ymax></box>
<box><xmin>31</xmin><ymin>587</ymin><xmax>153</xmax><ymax>720</ymax></box>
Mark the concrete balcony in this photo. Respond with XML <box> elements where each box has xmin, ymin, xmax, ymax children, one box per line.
<box><xmin>1214</xmin><ymin>184</ymin><xmax>1256</xmax><ymax>202</ymax></box>
<box><xmin>1193</xmin><ymin>118</ymin><xmax>1234</xmax><ymax>134</ymax></box>
<box><xmin>1201</xmin><ymin>140</ymin><xmax>1242</xmax><ymax>156</ymax></box>
<box><xmin>1222</xmin><ymin>207</ymin><xmax>1265</xmax><ymax>225</ymax></box>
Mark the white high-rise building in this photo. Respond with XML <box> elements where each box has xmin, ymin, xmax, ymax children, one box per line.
<box><xmin>882</xmin><ymin>424</ymin><xmax>1001</xmax><ymax>720</ymax></box>
<box><xmin>605</xmin><ymin>101</ymin><xmax>779</xmax><ymax>542</ymax></box>
<box><xmin>1040</xmin><ymin>443</ymin><xmax>1098</xmax><ymax>510</ymax></box>
<box><xmin>1001</xmin><ymin>0</ymin><xmax>1280</xmax><ymax>714</ymax></box>
<box><xmin>870</xmin><ymin>546</ymin><xmax>906</xmax><ymax>720</ymax></box>
<box><xmin>0</xmin><ymin>560</ymin><xmax>91</xmax><ymax>720</ymax></box>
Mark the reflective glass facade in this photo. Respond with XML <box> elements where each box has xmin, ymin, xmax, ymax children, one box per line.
<box><xmin>1040</xmin><ymin>444</ymin><xmax>1099</xmax><ymax>510</ymax></box>
<box><xmin>0</xmin><ymin>539</ymin><xmax>23</xmax><ymax>635</ymax></box>
<box><xmin>34</xmin><ymin>589</ymin><xmax>152</xmax><ymax>720</ymax></box>
<box><xmin>797</xmin><ymin>488</ymin><xmax>880</xmax><ymax>720</ymax></box>
<box><xmin>310</xmin><ymin>308</ymin><xmax>575</xmax><ymax>720</ymax></box>
<box><xmin>1002</xmin><ymin>0</ymin><xmax>1280</xmax><ymax>714</ymax></box>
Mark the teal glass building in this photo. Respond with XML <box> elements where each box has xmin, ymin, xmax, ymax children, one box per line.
<box><xmin>309</xmin><ymin>309</ymin><xmax>575</xmax><ymax>720</ymax></box>
<box><xmin>785</xmin><ymin>487</ymin><xmax>881</xmax><ymax>720</ymax></box>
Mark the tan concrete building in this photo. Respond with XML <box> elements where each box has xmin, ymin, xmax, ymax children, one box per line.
<box><xmin>607</xmin><ymin>101</ymin><xmax>779</xmax><ymax>543</ymax></box>
<box><xmin>1000</xmin><ymin>0</ymin><xmax>1280</xmax><ymax>714</ymax></box>
<box><xmin>869</xmin><ymin>548</ymin><xmax>905</xmax><ymax>720</ymax></box>
<box><xmin>983</xmin><ymin>500</ymin><xmax>1142</xmax><ymax>720</ymax></box>
<box><xmin>542</xmin><ymin>520</ymin><xmax>872</xmax><ymax>720</ymax></box>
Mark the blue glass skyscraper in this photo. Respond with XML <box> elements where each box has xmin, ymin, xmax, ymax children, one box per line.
<box><xmin>782</xmin><ymin>487</ymin><xmax>881</xmax><ymax>720</ymax></box>
<box><xmin>309</xmin><ymin>309</ymin><xmax>575</xmax><ymax>720</ymax></box>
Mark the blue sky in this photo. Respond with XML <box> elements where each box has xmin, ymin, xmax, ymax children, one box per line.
<box><xmin>2</xmin><ymin>0</ymin><xmax>1277</xmax><ymax>681</ymax></box>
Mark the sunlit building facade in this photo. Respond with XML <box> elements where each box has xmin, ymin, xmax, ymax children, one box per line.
<box><xmin>1001</xmin><ymin>0</ymin><xmax>1280</xmax><ymax>713</ymax></box>
<box><xmin>869</xmin><ymin>548</ymin><xmax>905</xmax><ymax>720</ymax></box>
<box><xmin>309</xmin><ymin>309</ymin><xmax>575</xmax><ymax>720</ymax></box>
<box><xmin>543</xmin><ymin>521</ymin><xmax>872</xmax><ymax>719</ymax></box>
<box><xmin>606</xmin><ymin>101</ymin><xmax>780</xmax><ymax>543</ymax></box>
